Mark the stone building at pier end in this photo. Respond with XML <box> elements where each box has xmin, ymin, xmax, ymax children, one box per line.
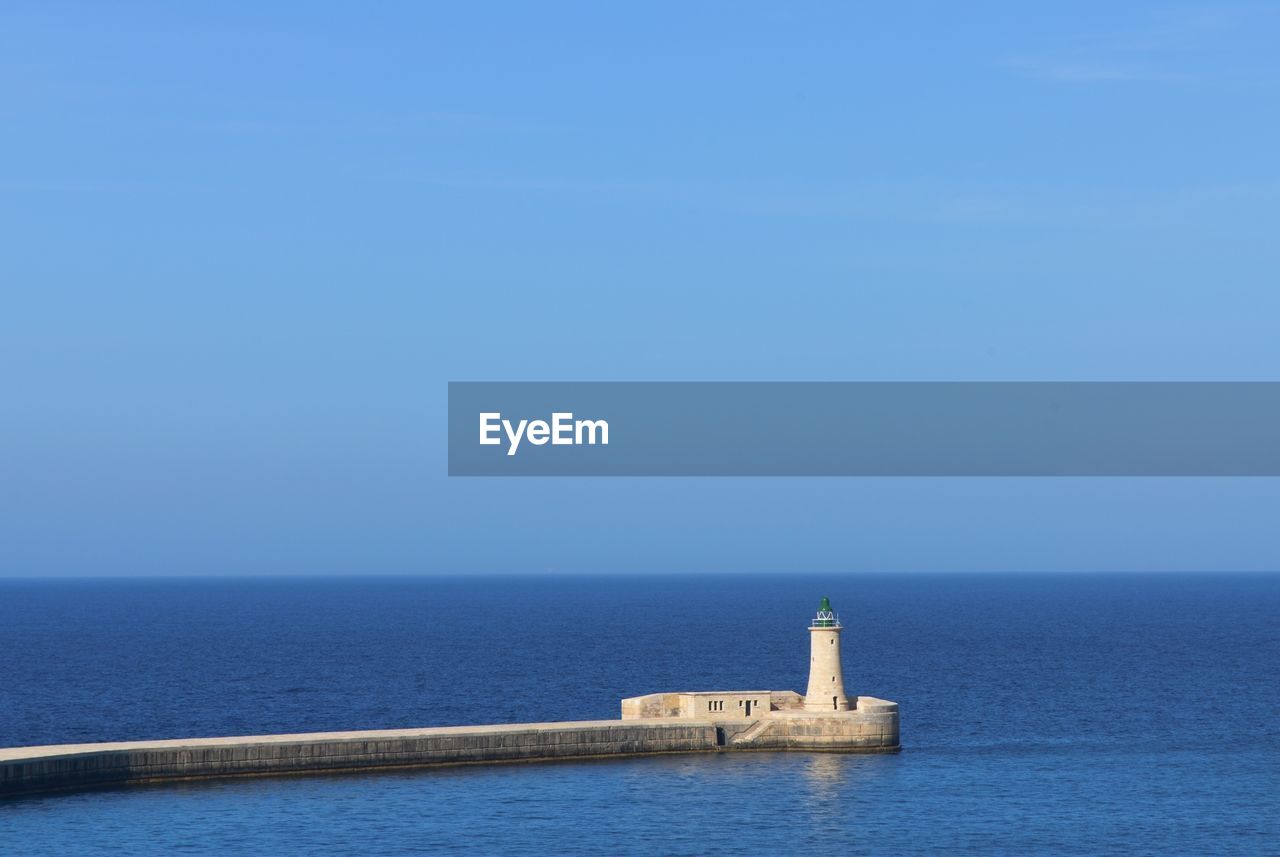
<box><xmin>620</xmin><ymin>597</ymin><xmax>900</xmax><ymax>751</ymax></box>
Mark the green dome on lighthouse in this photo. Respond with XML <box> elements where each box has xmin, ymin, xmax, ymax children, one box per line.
<box><xmin>812</xmin><ymin>596</ymin><xmax>839</xmax><ymax>628</ymax></box>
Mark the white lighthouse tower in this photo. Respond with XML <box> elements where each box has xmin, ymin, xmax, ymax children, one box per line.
<box><xmin>804</xmin><ymin>596</ymin><xmax>850</xmax><ymax>711</ymax></box>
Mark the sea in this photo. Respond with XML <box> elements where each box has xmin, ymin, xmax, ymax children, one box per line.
<box><xmin>0</xmin><ymin>573</ymin><xmax>1277</xmax><ymax>855</ymax></box>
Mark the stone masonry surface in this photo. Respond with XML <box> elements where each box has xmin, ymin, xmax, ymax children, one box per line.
<box><xmin>0</xmin><ymin>702</ymin><xmax>898</xmax><ymax>798</ymax></box>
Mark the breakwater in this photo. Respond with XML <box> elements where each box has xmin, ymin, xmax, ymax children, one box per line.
<box><xmin>0</xmin><ymin>701</ymin><xmax>899</xmax><ymax>798</ymax></box>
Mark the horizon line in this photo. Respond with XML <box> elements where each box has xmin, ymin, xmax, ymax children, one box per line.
<box><xmin>1</xmin><ymin>569</ymin><xmax>1278</xmax><ymax>581</ymax></box>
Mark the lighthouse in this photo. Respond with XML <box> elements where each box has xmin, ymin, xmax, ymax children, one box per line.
<box><xmin>804</xmin><ymin>596</ymin><xmax>850</xmax><ymax>711</ymax></box>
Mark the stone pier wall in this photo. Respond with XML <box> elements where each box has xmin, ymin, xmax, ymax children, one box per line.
<box><xmin>0</xmin><ymin>704</ymin><xmax>899</xmax><ymax>799</ymax></box>
<box><xmin>749</xmin><ymin>699</ymin><xmax>900</xmax><ymax>751</ymax></box>
<box><xmin>0</xmin><ymin>721</ymin><xmax>717</xmax><ymax>798</ymax></box>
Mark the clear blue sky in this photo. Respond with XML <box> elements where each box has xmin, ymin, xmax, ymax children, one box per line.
<box><xmin>3</xmin><ymin>2</ymin><xmax>1279</xmax><ymax>574</ymax></box>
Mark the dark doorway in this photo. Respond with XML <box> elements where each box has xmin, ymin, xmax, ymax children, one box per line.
<box><xmin>715</xmin><ymin>727</ymin><xmax>726</xmax><ymax>746</ymax></box>
<box><xmin>744</xmin><ymin>700</ymin><xmax>753</xmax><ymax>716</ymax></box>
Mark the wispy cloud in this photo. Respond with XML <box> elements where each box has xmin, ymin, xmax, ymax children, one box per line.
<box><xmin>1002</xmin><ymin>59</ymin><xmax>1189</xmax><ymax>84</ymax></box>
<box><xmin>1001</xmin><ymin>6</ymin><xmax>1254</xmax><ymax>85</ymax></box>
<box><xmin>405</xmin><ymin>172</ymin><xmax>1280</xmax><ymax>230</ymax></box>
<box><xmin>1068</xmin><ymin>8</ymin><xmax>1234</xmax><ymax>54</ymax></box>
<box><xmin>0</xmin><ymin>180</ymin><xmax>211</xmax><ymax>194</ymax></box>
<box><xmin>187</xmin><ymin>110</ymin><xmax>568</xmax><ymax>137</ymax></box>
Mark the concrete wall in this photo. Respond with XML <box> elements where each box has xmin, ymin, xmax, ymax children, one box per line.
<box><xmin>0</xmin><ymin>721</ymin><xmax>717</xmax><ymax>799</ymax></box>
<box><xmin>677</xmin><ymin>692</ymin><xmax>772</xmax><ymax>719</ymax></box>
<box><xmin>1</xmin><ymin>702</ymin><xmax>900</xmax><ymax>798</ymax></box>
<box><xmin>622</xmin><ymin>691</ymin><xmax>798</xmax><ymax>719</ymax></box>
<box><xmin>770</xmin><ymin>691</ymin><xmax>804</xmax><ymax>711</ymax></box>
<box><xmin>620</xmin><ymin>693</ymin><xmax>684</xmax><ymax>719</ymax></box>
<box><xmin>753</xmin><ymin>699</ymin><xmax>900</xmax><ymax>751</ymax></box>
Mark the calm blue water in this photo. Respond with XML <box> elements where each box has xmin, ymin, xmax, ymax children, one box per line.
<box><xmin>1</xmin><ymin>574</ymin><xmax>1277</xmax><ymax>855</ymax></box>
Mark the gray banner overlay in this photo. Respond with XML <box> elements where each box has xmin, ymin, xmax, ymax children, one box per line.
<box><xmin>448</xmin><ymin>382</ymin><xmax>1280</xmax><ymax>476</ymax></box>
